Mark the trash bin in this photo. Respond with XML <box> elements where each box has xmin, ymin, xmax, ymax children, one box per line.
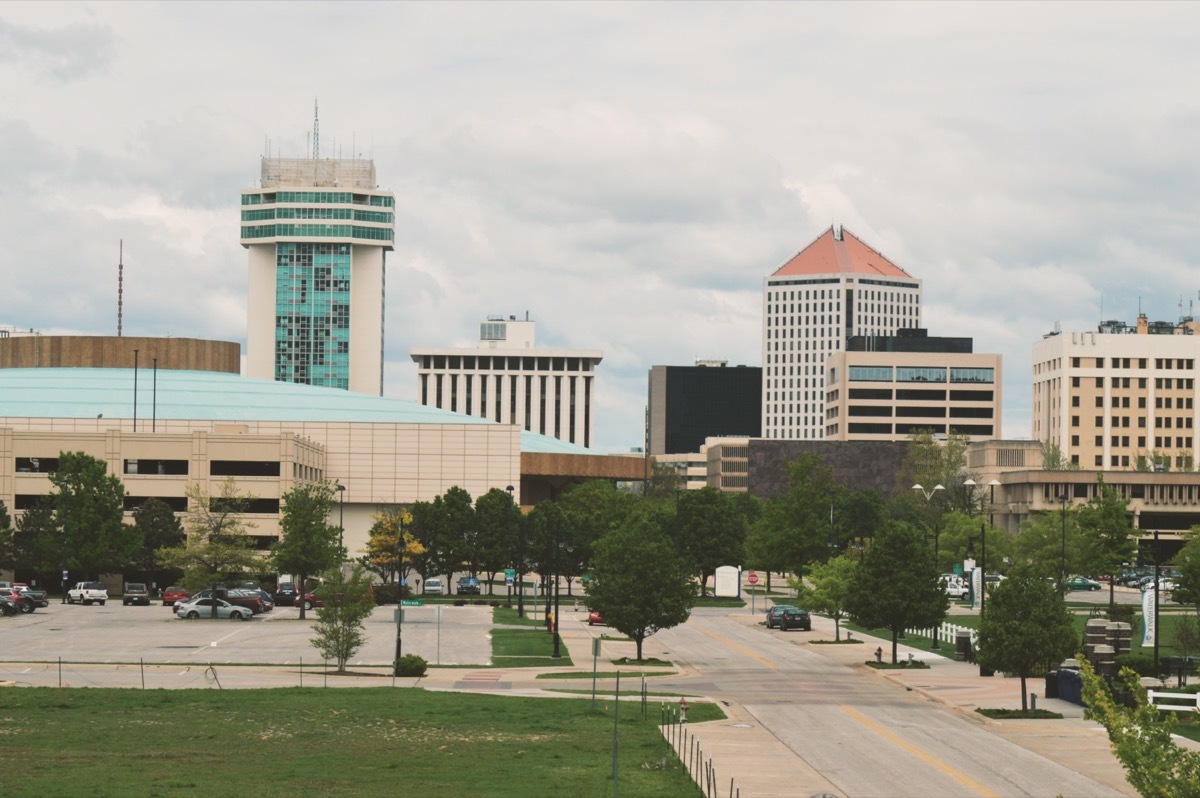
<box><xmin>1044</xmin><ymin>670</ymin><xmax>1059</xmax><ymax>699</ymax></box>
<box><xmin>955</xmin><ymin>630</ymin><xmax>972</xmax><ymax>662</ymax></box>
<box><xmin>1057</xmin><ymin>668</ymin><xmax>1084</xmax><ymax>705</ymax></box>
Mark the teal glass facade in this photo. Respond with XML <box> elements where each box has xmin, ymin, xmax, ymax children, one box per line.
<box><xmin>274</xmin><ymin>243</ymin><xmax>351</xmax><ymax>389</ymax></box>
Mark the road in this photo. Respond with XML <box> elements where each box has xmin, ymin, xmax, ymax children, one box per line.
<box><xmin>641</xmin><ymin>609</ymin><xmax>1125</xmax><ymax>798</ymax></box>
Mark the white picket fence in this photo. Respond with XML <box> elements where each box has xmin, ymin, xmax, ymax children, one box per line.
<box><xmin>1148</xmin><ymin>690</ymin><xmax>1200</xmax><ymax>713</ymax></box>
<box><xmin>905</xmin><ymin>621</ymin><xmax>978</xmax><ymax>650</ymax></box>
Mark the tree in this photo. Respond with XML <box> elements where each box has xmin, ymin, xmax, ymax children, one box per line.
<box><xmin>11</xmin><ymin>499</ymin><xmax>59</xmax><ymax>580</ymax></box>
<box><xmin>0</xmin><ymin>500</ymin><xmax>11</xmax><ymax>572</ymax></box>
<box><xmin>361</xmin><ymin>507</ymin><xmax>425</xmax><ymax>587</ymax></box>
<box><xmin>556</xmin><ymin>480</ymin><xmax>636</xmax><ymax>594</ymax></box>
<box><xmin>677</xmin><ymin>487</ymin><xmax>745</xmax><ymax>597</ymax></box>
<box><xmin>645</xmin><ymin>460</ymin><xmax>683</xmax><ymax>500</ymax></box>
<box><xmin>131</xmin><ymin>498</ymin><xmax>185</xmax><ymax>579</ymax></box>
<box><xmin>271</xmin><ymin>481</ymin><xmax>342</xmax><ymax>620</ymax></box>
<box><xmin>1076</xmin><ymin>476</ymin><xmax>1138</xmax><ymax>605</ymax></box>
<box><xmin>746</xmin><ymin>452</ymin><xmax>835</xmax><ymax>581</ymax></box>
<box><xmin>156</xmin><ymin>478</ymin><xmax>266</xmax><ymax>618</ymax></box>
<box><xmin>1012</xmin><ymin>505</ymin><xmax>1082</xmax><ymax>582</ymax></box>
<box><xmin>474</xmin><ymin>488</ymin><xmax>518</xmax><ymax>594</ymax></box>
<box><xmin>898</xmin><ymin>430</ymin><xmax>971</xmax><ymax>509</ymax></box>
<box><xmin>934</xmin><ymin>511</ymin><xmax>1013</xmax><ymax>576</ymax></box>
<box><xmin>587</xmin><ymin>512</ymin><xmax>694</xmax><ymax>661</ymax></box>
<box><xmin>793</xmin><ymin>554</ymin><xmax>858</xmax><ymax>641</ymax></box>
<box><xmin>976</xmin><ymin>574</ymin><xmax>1075</xmax><ymax>711</ymax></box>
<box><xmin>846</xmin><ymin>521</ymin><xmax>947</xmax><ymax>663</ymax></box>
<box><xmin>309</xmin><ymin>564</ymin><xmax>376</xmax><ymax>673</ymax></box>
<box><xmin>1172</xmin><ymin>530</ymin><xmax>1200</xmax><ymax>612</ymax></box>
<box><xmin>1041</xmin><ymin>439</ymin><xmax>1079</xmax><ymax>471</ymax></box>
<box><xmin>1081</xmin><ymin>658</ymin><xmax>1200</xmax><ymax>796</ymax></box>
<box><xmin>49</xmin><ymin>451</ymin><xmax>139</xmax><ymax>577</ymax></box>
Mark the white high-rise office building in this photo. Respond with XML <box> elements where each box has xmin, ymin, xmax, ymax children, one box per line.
<box><xmin>762</xmin><ymin>226</ymin><xmax>922</xmax><ymax>440</ymax></box>
<box><xmin>411</xmin><ymin>315</ymin><xmax>603</xmax><ymax>448</ymax></box>
<box><xmin>241</xmin><ymin>157</ymin><xmax>395</xmax><ymax>395</ymax></box>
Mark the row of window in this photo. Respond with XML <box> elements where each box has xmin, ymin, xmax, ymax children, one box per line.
<box><xmin>843</xmin><ymin>423</ymin><xmax>993</xmax><ymax>436</ymax></box>
<box><xmin>243</xmin><ymin>191</ymin><xmax>394</xmax><ymax>207</ymax></box>
<box><xmin>418</xmin><ymin>354</ymin><xmax>597</xmax><ymax>372</ymax></box>
<box><xmin>1069</xmin><ymin>375</ymin><xmax>1196</xmax><ymax>390</ymax></box>
<box><xmin>242</xmin><ymin>224</ymin><xmax>394</xmax><ymax>241</ymax></box>
<box><xmin>847</xmin><ymin>366</ymin><xmax>994</xmax><ymax>384</ymax></box>
<box><xmin>1067</xmin><ymin>356</ymin><xmax>1195</xmax><ymax>370</ymax></box>
<box><xmin>1070</xmin><ymin>415</ymin><xmax>1195</xmax><ymax>430</ymax></box>
<box><xmin>242</xmin><ymin>208</ymin><xmax>394</xmax><ymax>224</ymax></box>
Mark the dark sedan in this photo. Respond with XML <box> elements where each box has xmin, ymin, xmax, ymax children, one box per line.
<box><xmin>778</xmin><ymin>607</ymin><xmax>811</xmax><ymax>631</ymax></box>
<box><xmin>765</xmin><ymin>604</ymin><xmax>797</xmax><ymax>629</ymax></box>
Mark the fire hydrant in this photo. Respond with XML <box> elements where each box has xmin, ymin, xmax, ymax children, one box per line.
<box><xmin>875</xmin><ymin>646</ymin><xmax>883</xmax><ymax>663</ymax></box>
<box><xmin>679</xmin><ymin>697</ymin><xmax>689</xmax><ymax>724</ymax></box>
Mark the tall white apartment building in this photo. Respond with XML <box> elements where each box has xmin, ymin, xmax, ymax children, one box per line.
<box><xmin>410</xmin><ymin>315</ymin><xmax>603</xmax><ymax>448</ymax></box>
<box><xmin>762</xmin><ymin>226</ymin><xmax>922</xmax><ymax>440</ymax></box>
<box><xmin>241</xmin><ymin>157</ymin><xmax>395</xmax><ymax>395</ymax></box>
<box><xmin>1032</xmin><ymin>315</ymin><xmax>1200</xmax><ymax>471</ymax></box>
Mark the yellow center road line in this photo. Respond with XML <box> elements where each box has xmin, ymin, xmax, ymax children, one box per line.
<box><xmin>688</xmin><ymin>620</ymin><xmax>778</xmax><ymax>670</ymax></box>
<box><xmin>840</xmin><ymin>706</ymin><xmax>1000</xmax><ymax>797</ymax></box>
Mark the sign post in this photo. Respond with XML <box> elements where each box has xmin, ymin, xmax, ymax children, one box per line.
<box><xmin>748</xmin><ymin>571</ymin><xmax>759</xmax><ymax>614</ymax></box>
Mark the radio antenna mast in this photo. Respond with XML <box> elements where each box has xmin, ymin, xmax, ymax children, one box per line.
<box><xmin>117</xmin><ymin>239</ymin><xmax>124</xmax><ymax>337</ymax></box>
<box><xmin>313</xmin><ymin>98</ymin><xmax>320</xmax><ymax>160</ymax></box>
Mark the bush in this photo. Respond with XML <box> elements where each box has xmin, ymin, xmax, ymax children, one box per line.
<box><xmin>394</xmin><ymin>654</ymin><xmax>428</xmax><ymax>677</ymax></box>
<box><xmin>1115</xmin><ymin>652</ymin><xmax>1158</xmax><ymax>676</ymax></box>
<box><xmin>1106</xmin><ymin>603</ymin><xmax>1135</xmax><ymax>624</ymax></box>
<box><xmin>453</xmin><ymin>599</ymin><xmax>467</xmax><ymax>607</ymax></box>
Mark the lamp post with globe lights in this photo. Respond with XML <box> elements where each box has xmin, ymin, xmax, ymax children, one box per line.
<box><xmin>913</xmin><ymin>483</ymin><xmax>945</xmax><ymax>649</ymax></box>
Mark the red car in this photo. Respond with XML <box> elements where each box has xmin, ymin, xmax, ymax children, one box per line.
<box><xmin>588</xmin><ymin>610</ymin><xmax>604</xmax><ymax>626</ymax></box>
<box><xmin>163</xmin><ymin>586</ymin><xmax>189</xmax><ymax>607</ymax></box>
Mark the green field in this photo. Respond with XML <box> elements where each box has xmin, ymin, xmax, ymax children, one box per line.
<box><xmin>0</xmin><ymin>687</ymin><xmax>719</xmax><ymax>796</ymax></box>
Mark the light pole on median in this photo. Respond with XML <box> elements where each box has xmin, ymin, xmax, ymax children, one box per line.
<box><xmin>913</xmin><ymin>483</ymin><xmax>945</xmax><ymax>649</ymax></box>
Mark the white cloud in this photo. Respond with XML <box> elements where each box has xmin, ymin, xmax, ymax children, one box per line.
<box><xmin>3</xmin><ymin>2</ymin><xmax>1200</xmax><ymax>453</ymax></box>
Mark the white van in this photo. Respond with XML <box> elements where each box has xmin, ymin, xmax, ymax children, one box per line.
<box><xmin>423</xmin><ymin>577</ymin><xmax>444</xmax><ymax>596</ymax></box>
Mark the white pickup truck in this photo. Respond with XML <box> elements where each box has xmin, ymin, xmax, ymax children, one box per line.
<box><xmin>67</xmin><ymin>581</ymin><xmax>109</xmax><ymax>606</ymax></box>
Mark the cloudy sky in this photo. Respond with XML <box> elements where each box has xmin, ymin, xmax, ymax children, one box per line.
<box><xmin>4</xmin><ymin>2</ymin><xmax>1200</xmax><ymax>453</ymax></box>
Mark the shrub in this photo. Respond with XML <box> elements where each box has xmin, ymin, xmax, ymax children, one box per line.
<box><xmin>1115</xmin><ymin>652</ymin><xmax>1158</xmax><ymax>676</ymax></box>
<box><xmin>453</xmin><ymin>599</ymin><xmax>467</xmax><ymax>607</ymax></box>
<box><xmin>394</xmin><ymin>654</ymin><xmax>428</xmax><ymax>677</ymax></box>
<box><xmin>373</xmin><ymin>583</ymin><xmax>401</xmax><ymax>605</ymax></box>
<box><xmin>1106</xmin><ymin>603</ymin><xmax>1135</xmax><ymax>624</ymax></box>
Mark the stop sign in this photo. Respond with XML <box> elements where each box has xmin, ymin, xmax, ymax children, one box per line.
<box><xmin>748</xmin><ymin>572</ymin><xmax>759</xmax><ymax>585</ymax></box>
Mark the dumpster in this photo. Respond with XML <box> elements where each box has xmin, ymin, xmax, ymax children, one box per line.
<box><xmin>1044</xmin><ymin>670</ymin><xmax>1060</xmax><ymax>699</ymax></box>
<box><xmin>1057</xmin><ymin>668</ymin><xmax>1084</xmax><ymax>705</ymax></box>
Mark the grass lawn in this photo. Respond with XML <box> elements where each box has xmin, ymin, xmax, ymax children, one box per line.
<box><xmin>491</xmin><ymin>627</ymin><xmax>575</xmax><ymax>668</ymax></box>
<box><xmin>0</xmin><ymin>687</ymin><xmax>707</xmax><ymax>796</ymax></box>
<box><xmin>492</xmin><ymin>606</ymin><xmax>546</xmax><ymax>627</ymax></box>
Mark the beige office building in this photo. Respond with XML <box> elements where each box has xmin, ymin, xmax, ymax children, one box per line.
<box><xmin>411</xmin><ymin>315</ymin><xmax>603</xmax><ymax>448</ymax></box>
<box><xmin>823</xmin><ymin>337</ymin><xmax>1002</xmax><ymax>442</ymax></box>
<box><xmin>1032</xmin><ymin>315</ymin><xmax>1200</xmax><ymax>471</ymax></box>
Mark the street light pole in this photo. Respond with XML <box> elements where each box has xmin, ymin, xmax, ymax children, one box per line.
<box><xmin>913</xmin><ymin>483</ymin><xmax>945</xmax><ymax>649</ymax></box>
<box><xmin>336</xmin><ymin>483</ymin><xmax>346</xmax><ymax>557</ymax></box>
<box><xmin>507</xmin><ymin>485</ymin><xmax>524</xmax><ymax>619</ymax></box>
<box><xmin>1058</xmin><ymin>492</ymin><xmax>1070</xmax><ymax>592</ymax></box>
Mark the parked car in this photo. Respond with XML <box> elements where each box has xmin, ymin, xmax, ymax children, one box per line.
<box><xmin>175</xmin><ymin>597</ymin><xmax>251</xmax><ymax>620</ymax></box>
<box><xmin>67</xmin><ymin>581</ymin><xmax>109</xmax><ymax>606</ymax></box>
<box><xmin>123</xmin><ymin>582</ymin><xmax>151</xmax><ymax>606</ymax></box>
<box><xmin>190</xmin><ymin>587</ymin><xmax>265</xmax><ymax>614</ymax></box>
<box><xmin>765</xmin><ymin>604</ymin><xmax>797</xmax><ymax>629</ymax></box>
<box><xmin>163</xmin><ymin>586</ymin><xmax>189</xmax><ymax>607</ymax></box>
<box><xmin>423</xmin><ymin>577</ymin><xmax>444</xmax><ymax>596</ymax></box>
<box><xmin>1064</xmin><ymin>575</ymin><xmax>1102</xmax><ymax>592</ymax></box>
<box><xmin>588</xmin><ymin>609</ymin><xmax>604</xmax><ymax>626</ymax></box>
<box><xmin>456</xmin><ymin>575</ymin><xmax>481</xmax><ymax>595</ymax></box>
<box><xmin>0</xmin><ymin>594</ymin><xmax>19</xmax><ymax>617</ymax></box>
<box><xmin>940</xmin><ymin>576</ymin><xmax>969</xmax><ymax>600</ymax></box>
<box><xmin>254</xmin><ymin>589</ymin><xmax>275</xmax><ymax>612</ymax></box>
<box><xmin>296</xmin><ymin>587</ymin><xmax>325</xmax><ymax>611</ymax></box>
<box><xmin>16</xmin><ymin>586</ymin><xmax>49</xmax><ymax>608</ymax></box>
<box><xmin>0</xmin><ymin>587</ymin><xmax>37</xmax><ymax>614</ymax></box>
<box><xmin>274</xmin><ymin>583</ymin><xmax>299</xmax><ymax>607</ymax></box>
<box><xmin>778</xmin><ymin>607</ymin><xmax>811</xmax><ymax>631</ymax></box>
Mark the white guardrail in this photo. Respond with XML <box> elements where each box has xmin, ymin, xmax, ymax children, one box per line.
<box><xmin>1148</xmin><ymin>690</ymin><xmax>1200</xmax><ymax>713</ymax></box>
<box><xmin>904</xmin><ymin>622</ymin><xmax>979</xmax><ymax>649</ymax></box>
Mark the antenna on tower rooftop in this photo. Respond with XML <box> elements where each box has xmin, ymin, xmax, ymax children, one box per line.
<box><xmin>117</xmin><ymin>239</ymin><xmax>124</xmax><ymax>337</ymax></box>
<box><xmin>313</xmin><ymin>98</ymin><xmax>320</xmax><ymax>160</ymax></box>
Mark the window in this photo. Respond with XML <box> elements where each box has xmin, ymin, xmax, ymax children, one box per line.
<box><xmin>1071</xmin><ymin>435</ymin><xmax>1080</xmax><ymax>446</ymax></box>
<box><xmin>1071</xmin><ymin>396</ymin><xmax>1080</xmax><ymax>407</ymax></box>
<box><xmin>1072</xmin><ymin>377</ymin><xmax>1081</xmax><ymax>388</ymax></box>
<box><xmin>896</xmin><ymin>366</ymin><xmax>947</xmax><ymax>383</ymax></box>
<box><xmin>949</xmin><ymin>368</ymin><xmax>994</xmax><ymax>383</ymax></box>
<box><xmin>1072</xmin><ymin>415</ymin><xmax>1080</xmax><ymax>427</ymax></box>
<box><xmin>848</xmin><ymin>366</ymin><xmax>893</xmax><ymax>381</ymax></box>
<box><xmin>1095</xmin><ymin>396</ymin><xmax>1103</xmax><ymax>407</ymax></box>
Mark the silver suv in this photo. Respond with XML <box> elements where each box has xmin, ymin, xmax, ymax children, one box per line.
<box><xmin>123</xmin><ymin>582</ymin><xmax>150</xmax><ymax>606</ymax></box>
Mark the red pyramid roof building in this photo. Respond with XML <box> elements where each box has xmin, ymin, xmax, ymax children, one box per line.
<box><xmin>771</xmin><ymin>226</ymin><xmax>912</xmax><ymax>279</ymax></box>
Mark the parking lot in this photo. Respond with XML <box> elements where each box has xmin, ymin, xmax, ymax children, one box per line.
<box><xmin>0</xmin><ymin>600</ymin><xmax>495</xmax><ymax>673</ymax></box>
